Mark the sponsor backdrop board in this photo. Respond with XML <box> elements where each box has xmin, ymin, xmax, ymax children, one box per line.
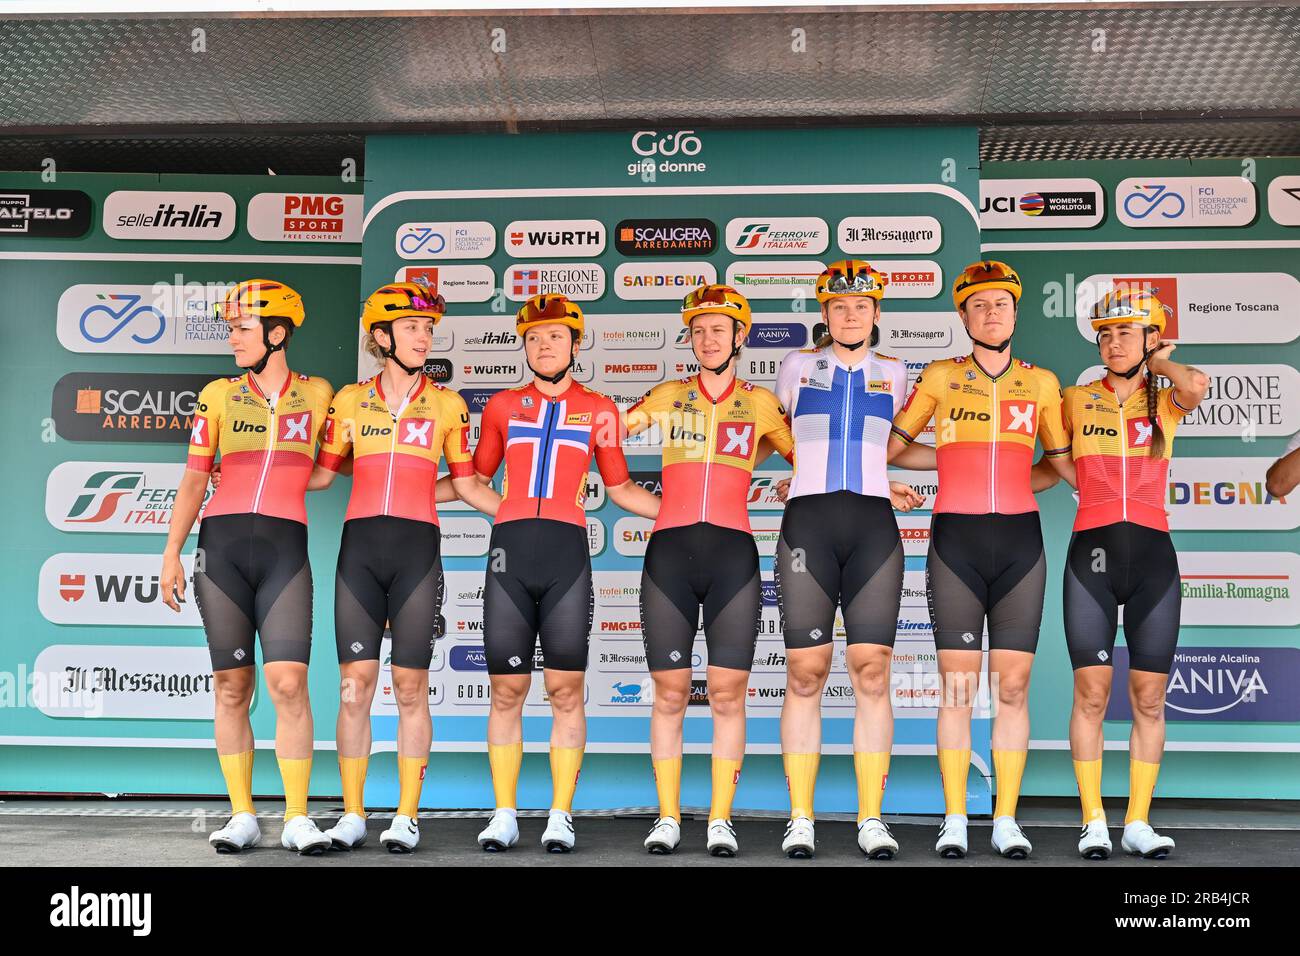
<box><xmin>981</xmin><ymin>157</ymin><xmax>1300</xmax><ymax>800</ymax></box>
<box><xmin>361</xmin><ymin>127</ymin><xmax>988</xmax><ymax>814</ymax></box>
<box><xmin>0</xmin><ymin>172</ymin><xmax>365</xmax><ymax>801</ymax></box>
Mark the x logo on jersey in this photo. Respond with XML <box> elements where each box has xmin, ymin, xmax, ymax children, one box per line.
<box><xmin>717</xmin><ymin>422</ymin><xmax>754</xmax><ymax>458</ymax></box>
<box><xmin>399</xmin><ymin>419</ymin><xmax>434</xmax><ymax>448</ymax></box>
<box><xmin>279</xmin><ymin>412</ymin><xmax>311</xmax><ymax>442</ymax></box>
<box><xmin>1000</xmin><ymin>401</ymin><xmax>1036</xmax><ymax>435</ymax></box>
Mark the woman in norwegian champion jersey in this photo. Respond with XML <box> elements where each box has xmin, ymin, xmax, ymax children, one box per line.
<box><xmin>887</xmin><ymin>260</ymin><xmax>1070</xmax><ymax>860</ymax></box>
<box><xmin>161</xmin><ymin>279</ymin><xmax>335</xmax><ymax>855</ymax></box>
<box><xmin>1055</xmin><ymin>288</ymin><xmax>1207</xmax><ymax>861</ymax></box>
<box><xmin>471</xmin><ymin>294</ymin><xmax>660</xmax><ymax>855</ymax></box>
<box><xmin>772</xmin><ymin>261</ymin><xmax>927</xmax><ymax>860</ymax></box>
<box><xmin>628</xmin><ymin>284</ymin><xmax>795</xmax><ymax>858</ymax></box>
<box><xmin>310</xmin><ymin>283</ymin><xmax>501</xmax><ymax>854</ymax></box>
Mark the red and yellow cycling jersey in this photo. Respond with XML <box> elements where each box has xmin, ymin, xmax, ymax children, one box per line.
<box><xmin>626</xmin><ymin>374</ymin><xmax>794</xmax><ymax>533</ymax></box>
<box><xmin>473</xmin><ymin>380</ymin><xmax>631</xmax><ymax>528</ymax></box>
<box><xmin>891</xmin><ymin>355</ymin><xmax>1069</xmax><ymax>515</ymax></box>
<box><xmin>1064</xmin><ymin>376</ymin><xmax>1191</xmax><ymax>533</ymax></box>
<box><xmin>187</xmin><ymin>371</ymin><xmax>333</xmax><ymax>525</ymax></box>
<box><xmin>316</xmin><ymin>373</ymin><xmax>474</xmax><ymax>525</ymax></box>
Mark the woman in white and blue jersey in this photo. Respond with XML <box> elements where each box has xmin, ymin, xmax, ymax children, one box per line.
<box><xmin>772</xmin><ymin>260</ymin><xmax>932</xmax><ymax>859</ymax></box>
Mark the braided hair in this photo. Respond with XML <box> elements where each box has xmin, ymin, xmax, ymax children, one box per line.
<box><xmin>1145</xmin><ymin>374</ymin><xmax>1166</xmax><ymax>460</ymax></box>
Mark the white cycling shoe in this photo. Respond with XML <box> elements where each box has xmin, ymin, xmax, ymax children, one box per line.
<box><xmin>477</xmin><ymin>809</ymin><xmax>519</xmax><ymax>852</ymax></box>
<box><xmin>991</xmin><ymin>816</ymin><xmax>1033</xmax><ymax>859</ymax></box>
<box><xmin>644</xmin><ymin>817</ymin><xmax>681</xmax><ymax>854</ymax></box>
<box><xmin>324</xmin><ymin>812</ymin><xmax>367</xmax><ymax>850</ymax></box>
<box><xmin>935</xmin><ymin>814</ymin><xmax>968</xmax><ymax>859</ymax></box>
<box><xmin>380</xmin><ymin>815</ymin><xmax>420</xmax><ymax>853</ymax></box>
<box><xmin>857</xmin><ymin>817</ymin><xmax>898</xmax><ymax>860</ymax></box>
<box><xmin>782</xmin><ymin>816</ymin><xmax>815</xmax><ymax>859</ymax></box>
<box><xmin>1078</xmin><ymin>819</ymin><xmax>1112</xmax><ymax>860</ymax></box>
<box><xmin>541</xmin><ymin>810</ymin><xmax>576</xmax><ymax>853</ymax></box>
<box><xmin>281</xmin><ymin>815</ymin><xmax>332</xmax><ymax>856</ymax></box>
<box><xmin>707</xmin><ymin>818</ymin><xmax>738</xmax><ymax>857</ymax></box>
<box><xmin>1122</xmin><ymin>820</ymin><xmax>1175</xmax><ymax>859</ymax></box>
<box><xmin>209</xmin><ymin>812</ymin><xmax>261</xmax><ymax>853</ymax></box>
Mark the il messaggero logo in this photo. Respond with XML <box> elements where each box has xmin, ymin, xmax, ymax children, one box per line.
<box><xmin>45</xmin><ymin>462</ymin><xmax>206</xmax><ymax>533</ymax></box>
<box><xmin>103</xmin><ymin>191</ymin><xmax>235</xmax><ymax>241</ymax></box>
<box><xmin>57</xmin><ymin>283</ymin><xmax>233</xmax><ymax>355</ymax></box>
<box><xmin>51</xmin><ymin>372</ymin><xmax>210</xmax><ymax>443</ymax></box>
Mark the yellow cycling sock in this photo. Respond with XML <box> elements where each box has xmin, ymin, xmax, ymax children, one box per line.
<box><xmin>854</xmin><ymin>751</ymin><xmax>891</xmax><ymax>823</ymax></box>
<box><xmin>338</xmin><ymin>755</ymin><xmax>368</xmax><ymax>818</ymax></box>
<box><xmin>487</xmin><ymin>742</ymin><xmax>523</xmax><ymax>810</ymax></box>
<box><xmin>782</xmin><ymin>752</ymin><xmax>820</xmax><ymax>820</ymax></box>
<box><xmin>218</xmin><ymin>750</ymin><xmax>255</xmax><ymax>816</ymax></box>
<box><xmin>709</xmin><ymin>757</ymin><xmax>743</xmax><ymax>821</ymax></box>
<box><xmin>992</xmin><ymin>749</ymin><xmax>1027</xmax><ymax>819</ymax></box>
<box><xmin>652</xmin><ymin>757</ymin><xmax>682</xmax><ymax>821</ymax></box>
<box><xmin>1074</xmin><ymin>758</ymin><xmax>1106</xmax><ymax>824</ymax></box>
<box><xmin>938</xmin><ymin>748</ymin><xmax>970</xmax><ymax>817</ymax></box>
<box><xmin>277</xmin><ymin>756</ymin><xmax>312</xmax><ymax>822</ymax></box>
<box><xmin>397</xmin><ymin>756</ymin><xmax>427</xmax><ymax>819</ymax></box>
<box><xmin>549</xmin><ymin>746</ymin><xmax>584</xmax><ymax>813</ymax></box>
<box><xmin>1125</xmin><ymin>759</ymin><xmax>1161</xmax><ymax>825</ymax></box>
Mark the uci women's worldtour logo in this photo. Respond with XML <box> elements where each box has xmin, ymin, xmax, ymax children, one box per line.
<box><xmin>57</xmin><ymin>283</ymin><xmax>234</xmax><ymax>355</ymax></box>
<box><xmin>978</xmin><ymin>178</ymin><xmax>1105</xmax><ymax>230</ymax></box>
<box><xmin>396</xmin><ymin>221</ymin><xmax>496</xmax><ymax>260</ymax></box>
<box><xmin>627</xmin><ymin>129</ymin><xmax>705</xmax><ymax>176</ymax></box>
<box><xmin>46</xmin><ymin>462</ymin><xmax>206</xmax><ymax>533</ymax></box>
<box><xmin>103</xmin><ymin>190</ymin><xmax>235</xmax><ymax>240</ymax></box>
<box><xmin>1115</xmin><ymin>177</ymin><xmax>1256</xmax><ymax>228</ymax></box>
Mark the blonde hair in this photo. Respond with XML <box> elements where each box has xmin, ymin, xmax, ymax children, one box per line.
<box><xmin>362</xmin><ymin>330</ymin><xmax>385</xmax><ymax>361</ymax></box>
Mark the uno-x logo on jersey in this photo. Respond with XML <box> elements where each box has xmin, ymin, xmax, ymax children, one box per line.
<box><xmin>999</xmin><ymin>401</ymin><xmax>1036</xmax><ymax>435</ymax></box>
<box><xmin>278</xmin><ymin>412</ymin><xmax>312</xmax><ymax>442</ymax></box>
<box><xmin>190</xmin><ymin>417</ymin><xmax>210</xmax><ymax>447</ymax></box>
<box><xmin>399</xmin><ymin>418</ymin><xmax>434</xmax><ymax>448</ymax></box>
<box><xmin>1127</xmin><ymin>417</ymin><xmax>1154</xmax><ymax>448</ymax></box>
<box><xmin>716</xmin><ymin>422</ymin><xmax>754</xmax><ymax>458</ymax></box>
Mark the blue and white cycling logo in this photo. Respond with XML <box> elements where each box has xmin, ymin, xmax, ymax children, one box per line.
<box><xmin>1122</xmin><ymin>183</ymin><xmax>1186</xmax><ymax>221</ymax></box>
<box><xmin>80</xmin><ymin>292</ymin><xmax>166</xmax><ymax>345</ymax></box>
<box><xmin>398</xmin><ymin>224</ymin><xmax>447</xmax><ymax>256</ymax></box>
<box><xmin>609</xmin><ymin>681</ymin><xmax>646</xmax><ymax>704</ymax></box>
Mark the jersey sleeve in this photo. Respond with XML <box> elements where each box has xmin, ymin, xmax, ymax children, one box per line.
<box><xmin>472</xmin><ymin>392</ymin><xmax>508</xmax><ymax>478</ymax></box>
<box><xmin>1060</xmin><ymin>385</ymin><xmax>1078</xmax><ymax>436</ymax></box>
<box><xmin>442</xmin><ymin>390</ymin><xmax>475</xmax><ymax>478</ymax></box>
<box><xmin>186</xmin><ymin>379</ymin><xmax>226</xmax><ymax>473</ymax></box>
<box><xmin>887</xmin><ymin>357</ymin><xmax>908</xmax><ymax>418</ymax></box>
<box><xmin>592</xmin><ymin>396</ymin><xmax>631</xmax><ymax>487</ymax></box>
<box><xmin>774</xmin><ymin>351</ymin><xmax>802</xmax><ymax>419</ymax></box>
<box><xmin>759</xmin><ymin>390</ymin><xmax>795</xmax><ymax>464</ymax></box>
<box><xmin>891</xmin><ymin>362</ymin><xmax>942</xmax><ymax>443</ymax></box>
<box><xmin>315</xmin><ymin>386</ymin><xmax>353</xmax><ymax>472</ymax></box>
<box><xmin>1037</xmin><ymin>371</ymin><xmax>1072</xmax><ymax>458</ymax></box>
<box><xmin>624</xmin><ymin>382</ymin><xmax>672</xmax><ymax>437</ymax></box>
<box><xmin>1160</xmin><ymin>385</ymin><xmax>1194</xmax><ymax>422</ymax></box>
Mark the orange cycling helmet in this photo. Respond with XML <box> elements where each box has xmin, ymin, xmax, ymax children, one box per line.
<box><xmin>1090</xmin><ymin>287</ymin><xmax>1170</xmax><ymax>336</ymax></box>
<box><xmin>681</xmin><ymin>283</ymin><xmax>752</xmax><ymax>334</ymax></box>
<box><xmin>952</xmin><ymin>260</ymin><xmax>1022</xmax><ymax>311</ymax></box>
<box><xmin>516</xmin><ymin>293</ymin><xmax>585</xmax><ymax>338</ymax></box>
<box><xmin>816</xmin><ymin>260</ymin><xmax>888</xmax><ymax>303</ymax></box>
<box><xmin>217</xmin><ymin>279</ymin><xmax>305</xmax><ymax>374</ymax></box>
<box><xmin>362</xmin><ymin>281</ymin><xmax>445</xmax><ymax>334</ymax></box>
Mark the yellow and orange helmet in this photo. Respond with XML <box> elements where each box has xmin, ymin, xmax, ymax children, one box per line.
<box><xmin>681</xmin><ymin>283</ymin><xmax>752</xmax><ymax>334</ymax></box>
<box><xmin>1090</xmin><ymin>287</ymin><xmax>1170</xmax><ymax>336</ymax></box>
<box><xmin>516</xmin><ymin>293</ymin><xmax>585</xmax><ymax>338</ymax></box>
<box><xmin>952</xmin><ymin>260</ymin><xmax>1022</xmax><ymax>311</ymax></box>
<box><xmin>815</xmin><ymin>260</ymin><xmax>888</xmax><ymax>304</ymax></box>
<box><xmin>218</xmin><ymin>279</ymin><xmax>305</xmax><ymax>327</ymax></box>
<box><xmin>362</xmin><ymin>281</ymin><xmax>445</xmax><ymax>334</ymax></box>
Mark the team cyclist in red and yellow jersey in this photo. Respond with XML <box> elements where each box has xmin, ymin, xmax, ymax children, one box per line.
<box><xmin>627</xmin><ymin>284</ymin><xmax>795</xmax><ymax>857</ymax></box>
<box><xmin>471</xmin><ymin>294</ymin><xmax>661</xmax><ymax>854</ymax></box>
<box><xmin>1056</xmin><ymin>288</ymin><xmax>1207</xmax><ymax>860</ymax></box>
<box><xmin>888</xmin><ymin>261</ymin><xmax>1070</xmax><ymax>859</ymax></box>
<box><xmin>161</xmin><ymin>280</ymin><xmax>334</xmax><ymax>855</ymax></box>
<box><xmin>310</xmin><ymin>283</ymin><xmax>501</xmax><ymax>853</ymax></box>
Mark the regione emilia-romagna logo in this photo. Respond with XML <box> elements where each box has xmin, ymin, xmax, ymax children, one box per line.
<box><xmin>395</xmin><ymin>221</ymin><xmax>496</xmax><ymax>260</ymax></box>
<box><xmin>615</xmin><ymin>262</ymin><xmax>716</xmax><ymax>300</ymax></box>
<box><xmin>1076</xmin><ymin>363</ymin><xmax>1300</xmax><ymax>437</ymax></box>
<box><xmin>246</xmin><ymin>192</ymin><xmax>362</xmax><ymax>242</ymax></box>
<box><xmin>1165</xmin><ymin>457</ymin><xmax>1298</xmax><ymax>531</ymax></box>
<box><xmin>102</xmin><ymin>190</ymin><xmax>236</xmax><ymax>240</ymax></box>
<box><xmin>1074</xmin><ymin>273</ymin><xmax>1299</xmax><ymax>344</ymax></box>
<box><xmin>46</xmin><ymin>462</ymin><xmax>205</xmax><ymax>533</ymax></box>
<box><xmin>1266</xmin><ymin>175</ymin><xmax>1300</xmax><ymax>226</ymax></box>
<box><xmin>725</xmin><ymin>261</ymin><xmax>823</xmax><ymax>300</ymax></box>
<box><xmin>57</xmin><ymin>283</ymin><xmax>234</xmax><ymax>354</ymax></box>
<box><xmin>505</xmin><ymin>219</ymin><xmax>605</xmax><ymax>257</ymax></box>
<box><xmin>1115</xmin><ymin>177</ymin><xmax>1256</xmax><ymax>228</ymax></box>
<box><xmin>504</xmin><ymin>263</ymin><xmax>605</xmax><ymax>301</ymax></box>
<box><xmin>1172</xmin><ymin>551</ymin><xmax>1300</xmax><ymax>628</ymax></box>
<box><xmin>39</xmin><ymin>552</ymin><xmax>202</xmax><ymax>627</ymax></box>
<box><xmin>837</xmin><ymin>216</ymin><xmax>942</xmax><ymax>255</ymax></box>
<box><xmin>979</xmin><ymin>178</ymin><xmax>1105</xmax><ymax>230</ymax></box>
<box><xmin>726</xmin><ymin>217</ymin><xmax>829</xmax><ymax>256</ymax></box>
